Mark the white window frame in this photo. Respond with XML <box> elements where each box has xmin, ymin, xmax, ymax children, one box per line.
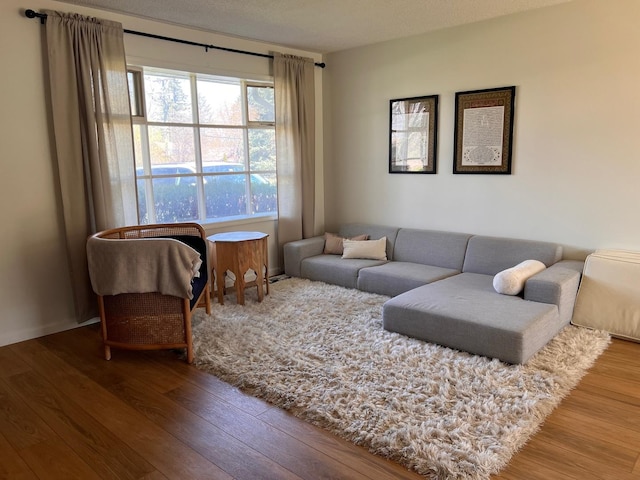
<box><xmin>129</xmin><ymin>65</ymin><xmax>277</xmax><ymax>226</ymax></box>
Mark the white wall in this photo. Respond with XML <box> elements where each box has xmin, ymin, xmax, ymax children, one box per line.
<box><xmin>324</xmin><ymin>0</ymin><xmax>640</xmax><ymax>258</ymax></box>
<box><xmin>0</xmin><ymin>0</ymin><xmax>323</xmax><ymax>346</ymax></box>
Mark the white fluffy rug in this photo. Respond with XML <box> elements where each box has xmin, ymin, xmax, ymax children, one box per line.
<box><xmin>192</xmin><ymin>278</ymin><xmax>610</xmax><ymax>479</ymax></box>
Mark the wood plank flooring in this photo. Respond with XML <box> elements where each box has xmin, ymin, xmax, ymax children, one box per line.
<box><xmin>0</xmin><ymin>323</ymin><xmax>638</xmax><ymax>479</ymax></box>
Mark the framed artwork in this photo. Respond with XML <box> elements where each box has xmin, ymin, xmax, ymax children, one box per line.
<box><xmin>453</xmin><ymin>86</ymin><xmax>516</xmax><ymax>174</ymax></box>
<box><xmin>389</xmin><ymin>95</ymin><xmax>438</xmax><ymax>174</ymax></box>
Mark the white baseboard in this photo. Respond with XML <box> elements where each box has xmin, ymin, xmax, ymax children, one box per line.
<box><xmin>0</xmin><ymin>317</ymin><xmax>100</xmax><ymax>348</ymax></box>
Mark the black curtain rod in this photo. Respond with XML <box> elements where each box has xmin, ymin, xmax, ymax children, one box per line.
<box><xmin>24</xmin><ymin>9</ymin><xmax>326</xmax><ymax>68</ymax></box>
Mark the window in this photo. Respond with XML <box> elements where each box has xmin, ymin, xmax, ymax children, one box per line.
<box><xmin>130</xmin><ymin>66</ymin><xmax>277</xmax><ymax>224</ymax></box>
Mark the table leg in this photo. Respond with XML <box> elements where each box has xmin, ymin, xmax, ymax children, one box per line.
<box><xmin>262</xmin><ymin>237</ymin><xmax>269</xmax><ymax>297</ymax></box>
<box><xmin>236</xmin><ymin>271</ymin><xmax>246</xmax><ymax>305</ymax></box>
<box><xmin>211</xmin><ymin>243</ymin><xmax>226</xmax><ymax>305</ymax></box>
<box><xmin>256</xmin><ymin>267</ymin><xmax>265</xmax><ymax>302</ymax></box>
<box><xmin>216</xmin><ymin>270</ymin><xmax>225</xmax><ymax>305</ymax></box>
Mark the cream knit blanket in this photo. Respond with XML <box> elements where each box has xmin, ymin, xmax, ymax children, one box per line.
<box><xmin>86</xmin><ymin>236</ymin><xmax>202</xmax><ymax>300</ymax></box>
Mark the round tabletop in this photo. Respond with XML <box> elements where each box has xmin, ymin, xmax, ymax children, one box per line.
<box><xmin>207</xmin><ymin>231</ymin><xmax>268</xmax><ymax>242</ymax></box>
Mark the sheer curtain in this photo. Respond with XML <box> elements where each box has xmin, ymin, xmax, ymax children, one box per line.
<box><xmin>44</xmin><ymin>10</ymin><xmax>137</xmax><ymax>322</ymax></box>
<box><xmin>273</xmin><ymin>53</ymin><xmax>316</xmax><ymax>267</ymax></box>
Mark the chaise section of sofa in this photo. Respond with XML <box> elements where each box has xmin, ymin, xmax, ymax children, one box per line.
<box><xmin>382</xmin><ymin>273</ymin><xmax>559</xmax><ymax>364</ymax></box>
<box><xmin>382</xmin><ymin>235</ymin><xmax>583</xmax><ymax>364</ymax></box>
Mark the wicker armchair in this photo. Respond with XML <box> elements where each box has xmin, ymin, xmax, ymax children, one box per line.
<box><xmin>87</xmin><ymin>223</ymin><xmax>211</xmax><ymax>363</ymax></box>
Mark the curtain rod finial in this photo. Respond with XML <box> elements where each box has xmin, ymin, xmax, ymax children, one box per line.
<box><xmin>25</xmin><ymin>8</ymin><xmax>47</xmax><ymax>24</ymax></box>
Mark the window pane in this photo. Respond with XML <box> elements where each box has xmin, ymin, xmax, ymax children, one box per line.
<box><xmin>152</xmin><ymin>178</ymin><xmax>198</xmax><ymax>223</ymax></box>
<box><xmin>148</xmin><ymin>126</ymin><xmax>195</xmax><ymax>166</ymax></box>
<box><xmin>247</xmin><ymin>86</ymin><xmax>274</xmax><ymax>122</ymax></box>
<box><xmin>204</xmin><ymin>174</ymin><xmax>247</xmax><ymax>218</ymax></box>
<box><xmin>197</xmin><ymin>79</ymin><xmax>242</xmax><ymax>125</ymax></box>
<box><xmin>248</xmin><ymin>128</ymin><xmax>276</xmax><ymax>171</ymax></box>
<box><xmin>145</xmin><ymin>72</ymin><xmax>193</xmax><ymax>123</ymax></box>
<box><xmin>200</xmin><ymin>128</ymin><xmax>245</xmax><ymax>165</ymax></box>
<box><xmin>132</xmin><ymin>124</ymin><xmax>144</xmax><ymax>169</ymax></box>
<box><xmin>136</xmin><ymin>178</ymin><xmax>149</xmax><ymax>224</ymax></box>
<box><xmin>251</xmin><ymin>173</ymin><xmax>277</xmax><ymax>214</ymax></box>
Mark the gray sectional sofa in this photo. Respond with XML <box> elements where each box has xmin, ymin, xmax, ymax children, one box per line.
<box><xmin>283</xmin><ymin>223</ymin><xmax>584</xmax><ymax>364</ymax></box>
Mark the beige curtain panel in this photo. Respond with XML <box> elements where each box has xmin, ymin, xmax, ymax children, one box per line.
<box><xmin>273</xmin><ymin>52</ymin><xmax>316</xmax><ymax>267</ymax></box>
<box><xmin>44</xmin><ymin>10</ymin><xmax>137</xmax><ymax>322</ymax></box>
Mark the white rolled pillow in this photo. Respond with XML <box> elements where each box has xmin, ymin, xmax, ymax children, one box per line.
<box><xmin>493</xmin><ymin>259</ymin><xmax>546</xmax><ymax>295</ymax></box>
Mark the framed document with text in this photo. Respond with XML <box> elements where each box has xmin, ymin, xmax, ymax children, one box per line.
<box><xmin>389</xmin><ymin>95</ymin><xmax>438</xmax><ymax>174</ymax></box>
<box><xmin>453</xmin><ymin>86</ymin><xmax>516</xmax><ymax>174</ymax></box>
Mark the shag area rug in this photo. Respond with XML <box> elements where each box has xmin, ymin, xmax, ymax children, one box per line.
<box><xmin>192</xmin><ymin>278</ymin><xmax>610</xmax><ymax>479</ymax></box>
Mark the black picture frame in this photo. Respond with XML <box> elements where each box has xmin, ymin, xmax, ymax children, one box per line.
<box><xmin>453</xmin><ymin>86</ymin><xmax>516</xmax><ymax>174</ymax></box>
<box><xmin>389</xmin><ymin>95</ymin><xmax>438</xmax><ymax>174</ymax></box>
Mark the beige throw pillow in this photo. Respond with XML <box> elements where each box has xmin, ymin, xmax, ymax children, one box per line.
<box><xmin>323</xmin><ymin>232</ymin><xmax>368</xmax><ymax>255</ymax></box>
<box><xmin>342</xmin><ymin>237</ymin><xmax>387</xmax><ymax>261</ymax></box>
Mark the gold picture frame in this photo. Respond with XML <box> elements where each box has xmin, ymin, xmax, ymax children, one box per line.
<box><xmin>453</xmin><ymin>86</ymin><xmax>516</xmax><ymax>174</ymax></box>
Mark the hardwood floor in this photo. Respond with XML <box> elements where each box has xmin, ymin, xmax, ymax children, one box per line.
<box><xmin>0</xmin><ymin>324</ymin><xmax>638</xmax><ymax>479</ymax></box>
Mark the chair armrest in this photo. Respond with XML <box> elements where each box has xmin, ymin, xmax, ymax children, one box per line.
<box><xmin>524</xmin><ymin>260</ymin><xmax>584</xmax><ymax>324</ymax></box>
<box><xmin>283</xmin><ymin>236</ymin><xmax>326</xmax><ymax>277</ymax></box>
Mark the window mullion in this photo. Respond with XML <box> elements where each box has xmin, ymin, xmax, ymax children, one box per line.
<box><xmin>242</xmin><ymin>82</ymin><xmax>252</xmax><ymax>215</ymax></box>
<box><xmin>191</xmin><ymin>74</ymin><xmax>206</xmax><ymax>222</ymax></box>
<box><xmin>139</xmin><ymin>123</ymin><xmax>157</xmax><ymax>224</ymax></box>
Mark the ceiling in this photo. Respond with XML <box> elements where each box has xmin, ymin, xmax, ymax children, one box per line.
<box><xmin>56</xmin><ymin>0</ymin><xmax>571</xmax><ymax>54</ymax></box>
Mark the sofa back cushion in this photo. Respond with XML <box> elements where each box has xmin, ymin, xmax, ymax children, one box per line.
<box><xmin>462</xmin><ymin>235</ymin><xmax>563</xmax><ymax>275</ymax></box>
<box><xmin>338</xmin><ymin>224</ymin><xmax>400</xmax><ymax>260</ymax></box>
<box><xmin>393</xmin><ymin>229</ymin><xmax>472</xmax><ymax>270</ymax></box>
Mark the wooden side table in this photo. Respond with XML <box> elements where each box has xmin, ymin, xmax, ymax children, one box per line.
<box><xmin>208</xmin><ymin>231</ymin><xmax>269</xmax><ymax>305</ymax></box>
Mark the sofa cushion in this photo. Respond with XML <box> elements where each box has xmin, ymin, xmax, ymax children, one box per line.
<box><xmin>357</xmin><ymin>261</ymin><xmax>460</xmax><ymax>297</ymax></box>
<box><xmin>323</xmin><ymin>232</ymin><xmax>368</xmax><ymax>255</ymax></box>
<box><xmin>300</xmin><ymin>255</ymin><xmax>386</xmax><ymax>289</ymax></box>
<box><xmin>342</xmin><ymin>237</ymin><xmax>387</xmax><ymax>260</ymax></box>
<box><xmin>493</xmin><ymin>259</ymin><xmax>546</xmax><ymax>295</ymax></box>
<box><xmin>383</xmin><ymin>273</ymin><xmax>560</xmax><ymax>364</ymax></box>
<box><xmin>393</xmin><ymin>228</ymin><xmax>472</xmax><ymax>270</ymax></box>
<box><xmin>462</xmin><ymin>235</ymin><xmax>562</xmax><ymax>275</ymax></box>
